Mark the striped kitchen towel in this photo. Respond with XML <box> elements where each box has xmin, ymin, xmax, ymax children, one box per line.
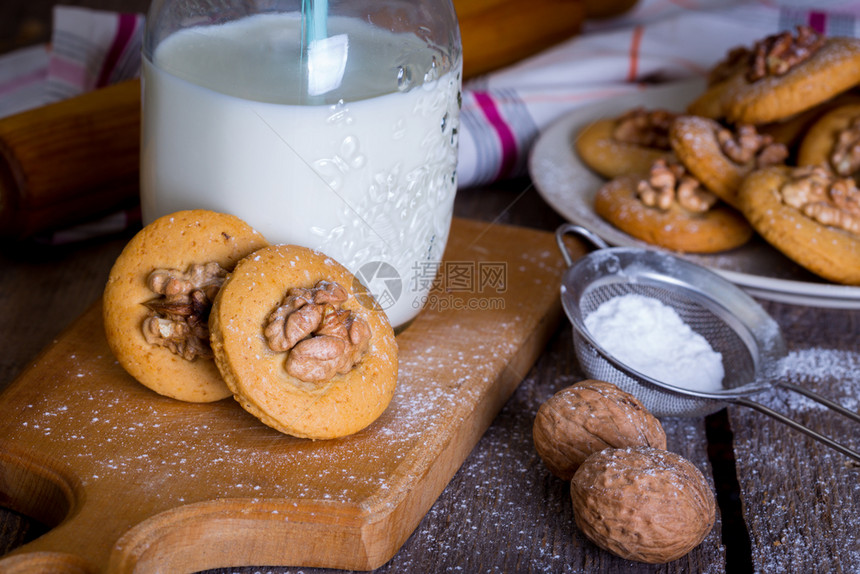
<box><xmin>0</xmin><ymin>5</ymin><xmax>143</xmax><ymax>118</ymax></box>
<box><xmin>2</xmin><ymin>1</ymin><xmax>860</xmax><ymax>241</ymax></box>
<box><xmin>0</xmin><ymin>6</ymin><xmax>144</xmax><ymax>242</ymax></box>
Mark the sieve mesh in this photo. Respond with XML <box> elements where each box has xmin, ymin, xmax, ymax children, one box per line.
<box><xmin>573</xmin><ymin>280</ymin><xmax>758</xmax><ymax>417</ymax></box>
<box><xmin>557</xmin><ymin>223</ymin><xmax>786</xmax><ymax>418</ymax></box>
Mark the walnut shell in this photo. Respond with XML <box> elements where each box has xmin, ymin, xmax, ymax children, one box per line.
<box><xmin>570</xmin><ymin>446</ymin><xmax>716</xmax><ymax>564</ymax></box>
<box><xmin>532</xmin><ymin>380</ymin><xmax>666</xmax><ymax>479</ymax></box>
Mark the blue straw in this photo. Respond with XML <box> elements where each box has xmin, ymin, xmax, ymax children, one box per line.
<box><xmin>301</xmin><ymin>0</ymin><xmax>329</xmax><ymax>101</ymax></box>
<box><xmin>313</xmin><ymin>0</ymin><xmax>328</xmax><ymax>45</ymax></box>
<box><xmin>302</xmin><ymin>0</ymin><xmax>328</xmax><ymax>46</ymax></box>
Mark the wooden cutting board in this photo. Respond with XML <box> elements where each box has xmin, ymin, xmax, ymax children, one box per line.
<box><xmin>0</xmin><ymin>218</ymin><xmax>573</xmax><ymax>573</ymax></box>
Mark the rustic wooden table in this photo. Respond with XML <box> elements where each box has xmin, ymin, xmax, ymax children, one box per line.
<box><xmin>1</xmin><ymin>2</ymin><xmax>858</xmax><ymax>573</ymax></box>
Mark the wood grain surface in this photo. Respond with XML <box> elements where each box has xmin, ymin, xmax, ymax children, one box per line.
<box><xmin>4</xmin><ymin>176</ymin><xmax>860</xmax><ymax>574</ymax></box>
<box><xmin>2</xmin><ymin>1</ymin><xmax>860</xmax><ymax>573</ymax></box>
<box><xmin>0</xmin><ymin>218</ymin><xmax>573</xmax><ymax>573</ymax></box>
<box><xmin>729</xmin><ymin>305</ymin><xmax>860</xmax><ymax>573</ymax></box>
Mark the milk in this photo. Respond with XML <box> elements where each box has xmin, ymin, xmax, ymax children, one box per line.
<box><xmin>141</xmin><ymin>13</ymin><xmax>461</xmax><ymax>329</ymax></box>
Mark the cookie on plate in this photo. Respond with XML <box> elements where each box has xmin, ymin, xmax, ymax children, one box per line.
<box><xmin>575</xmin><ymin>107</ymin><xmax>677</xmax><ymax>179</ymax></box>
<box><xmin>670</xmin><ymin>115</ymin><xmax>788</xmax><ymax>209</ymax></box>
<box><xmin>688</xmin><ymin>27</ymin><xmax>860</xmax><ymax>124</ymax></box>
<box><xmin>737</xmin><ymin>165</ymin><xmax>860</xmax><ymax>285</ymax></box>
<box><xmin>594</xmin><ymin>159</ymin><xmax>753</xmax><ymax>253</ymax></box>
<box><xmin>103</xmin><ymin>210</ymin><xmax>269</xmax><ymax>402</ymax></box>
<box><xmin>210</xmin><ymin>244</ymin><xmax>399</xmax><ymax>439</ymax></box>
<box><xmin>757</xmin><ymin>90</ymin><xmax>860</xmax><ymax>152</ymax></box>
<box><xmin>797</xmin><ymin>102</ymin><xmax>860</xmax><ymax>178</ymax></box>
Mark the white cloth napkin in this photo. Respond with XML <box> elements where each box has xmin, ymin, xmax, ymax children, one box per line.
<box><xmin>2</xmin><ymin>1</ymin><xmax>860</xmax><ymax>241</ymax></box>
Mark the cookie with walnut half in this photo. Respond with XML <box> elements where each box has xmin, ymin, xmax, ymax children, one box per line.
<box><xmin>574</xmin><ymin>107</ymin><xmax>677</xmax><ymax>180</ymax></box>
<box><xmin>594</xmin><ymin>159</ymin><xmax>753</xmax><ymax>253</ymax></box>
<box><xmin>688</xmin><ymin>27</ymin><xmax>860</xmax><ymax>124</ymax></box>
<box><xmin>669</xmin><ymin>115</ymin><xmax>788</xmax><ymax>209</ymax></box>
<box><xmin>103</xmin><ymin>210</ymin><xmax>269</xmax><ymax>402</ymax></box>
<box><xmin>738</xmin><ymin>165</ymin><xmax>860</xmax><ymax>285</ymax></box>
<box><xmin>209</xmin><ymin>244</ymin><xmax>398</xmax><ymax>440</ymax></box>
<box><xmin>797</xmin><ymin>103</ymin><xmax>860</xmax><ymax>178</ymax></box>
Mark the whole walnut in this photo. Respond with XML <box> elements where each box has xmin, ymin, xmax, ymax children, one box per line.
<box><xmin>532</xmin><ymin>380</ymin><xmax>666</xmax><ymax>480</ymax></box>
<box><xmin>570</xmin><ymin>446</ymin><xmax>716</xmax><ymax>564</ymax></box>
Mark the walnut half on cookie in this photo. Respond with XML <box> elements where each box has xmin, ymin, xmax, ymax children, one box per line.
<box><xmin>209</xmin><ymin>244</ymin><xmax>398</xmax><ymax>439</ymax></box>
<box><xmin>264</xmin><ymin>280</ymin><xmax>371</xmax><ymax>384</ymax></box>
<box><xmin>103</xmin><ymin>210</ymin><xmax>269</xmax><ymax>402</ymax></box>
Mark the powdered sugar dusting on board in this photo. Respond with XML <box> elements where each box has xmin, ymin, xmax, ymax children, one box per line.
<box><xmin>13</xmin><ymin>321</ymin><xmax>531</xmax><ymax>512</ymax></box>
<box><xmin>2</xmin><ymin>221</ymin><xmax>577</xmax><ymax>571</ymax></box>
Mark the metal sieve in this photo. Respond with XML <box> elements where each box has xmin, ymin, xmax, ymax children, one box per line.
<box><xmin>556</xmin><ymin>223</ymin><xmax>860</xmax><ymax>462</ymax></box>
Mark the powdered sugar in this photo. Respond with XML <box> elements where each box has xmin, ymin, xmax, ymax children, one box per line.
<box><xmin>760</xmin><ymin>347</ymin><xmax>860</xmax><ymax>412</ymax></box>
<box><xmin>584</xmin><ymin>293</ymin><xmax>725</xmax><ymax>391</ymax></box>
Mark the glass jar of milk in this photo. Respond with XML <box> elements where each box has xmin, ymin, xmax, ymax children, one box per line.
<box><xmin>142</xmin><ymin>0</ymin><xmax>462</xmax><ymax>330</ymax></box>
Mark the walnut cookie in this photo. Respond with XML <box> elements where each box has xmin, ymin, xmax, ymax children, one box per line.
<box><xmin>594</xmin><ymin>159</ymin><xmax>753</xmax><ymax>253</ymax></box>
<box><xmin>738</xmin><ymin>165</ymin><xmax>860</xmax><ymax>285</ymax></box>
<box><xmin>797</xmin><ymin>102</ymin><xmax>860</xmax><ymax>178</ymax></box>
<box><xmin>574</xmin><ymin>108</ymin><xmax>677</xmax><ymax>179</ymax></box>
<box><xmin>756</xmin><ymin>90</ymin><xmax>860</xmax><ymax>152</ymax></box>
<box><xmin>688</xmin><ymin>26</ymin><xmax>860</xmax><ymax>125</ymax></box>
<box><xmin>669</xmin><ymin>115</ymin><xmax>788</xmax><ymax>209</ymax></box>
<box><xmin>103</xmin><ymin>210</ymin><xmax>269</xmax><ymax>402</ymax></box>
<box><xmin>209</xmin><ymin>244</ymin><xmax>398</xmax><ymax>440</ymax></box>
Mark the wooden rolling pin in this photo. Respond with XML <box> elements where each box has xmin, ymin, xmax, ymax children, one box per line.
<box><xmin>0</xmin><ymin>79</ymin><xmax>141</xmax><ymax>240</ymax></box>
<box><xmin>0</xmin><ymin>1</ymin><xmax>592</xmax><ymax>240</ymax></box>
<box><xmin>457</xmin><ymin>0</ymin><xmax>586</xmax><ymax>78</ymax></box>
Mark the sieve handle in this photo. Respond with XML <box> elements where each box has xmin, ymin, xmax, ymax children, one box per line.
<box><xmin>777</xmin><ymin>381</ymin><xmax>860</xmax><ymax>424</ymax></box>
<box><xmin>734</xmin><ymin>398</ymin><xmax>860</xmax><ymax>463</ymax></box>
<box><xmin>555</xmin><ymin>223</ymin><xmax>610</xmax><ymax>267</ymax></box>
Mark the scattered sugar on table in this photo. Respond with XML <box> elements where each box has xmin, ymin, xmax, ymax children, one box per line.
<box><xmin>584</xmin><ymin>293</ymin><xmax>724</xmax><ymax>392</ymax></box>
